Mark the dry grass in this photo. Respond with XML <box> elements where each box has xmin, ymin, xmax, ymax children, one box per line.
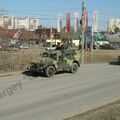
<box><xmin>0</xmin><ymin>50</ymin><xmax>120</xmax><ymax>72</ymax></box>
<box><xmin>0</xmin><ymin>51</ymin><xmax>40</xmax><ymax>72</ymax></box>
<box><xmin>85</xmin><ymin>50</ymin><xmax>120</xmax><ymax>64</ymax></box>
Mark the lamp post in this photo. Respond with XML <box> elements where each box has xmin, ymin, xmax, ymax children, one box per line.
<box><xmin>81</xmin><ymin>0</ymin><xmax>85</xmax><ymax>64</ymax></box>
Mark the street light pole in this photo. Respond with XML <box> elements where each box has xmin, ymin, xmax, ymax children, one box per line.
<box><xmin>81</xmin><ymin>0</ymin><xmax>85</xmax><ymax>64</ymax></box>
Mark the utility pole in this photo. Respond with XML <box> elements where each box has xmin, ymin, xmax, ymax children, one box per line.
<box><xmin>81</xmin><ymin>1</ymin><xmax>85</xmax><ymax>64</ymax></box>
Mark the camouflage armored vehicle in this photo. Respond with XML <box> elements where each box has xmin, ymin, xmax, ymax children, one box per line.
<box><xmin>30</xmin><ymin>48</ymin><xmax>81</xmax><ymax>77</ymax></box>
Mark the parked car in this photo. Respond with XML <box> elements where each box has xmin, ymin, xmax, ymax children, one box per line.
<box><xmin>19</xmin><ymin>44</ymin><xmax>29</xmax><ymax>49</ymax></box>
<box><xmin>99</xmin><ymin>44</ymin><xmax>116</xmax><ymax>50</ymax></box>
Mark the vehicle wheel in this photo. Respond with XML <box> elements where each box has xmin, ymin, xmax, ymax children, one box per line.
<box><xmin>45</xmin><ymin>66</ymin><xmax>56</xmax><ymax>77</ymax></box>
<box><xmin>70</xmin><ymin>63</ymin><xmax>78</xmax><ymax>74</ymax></box>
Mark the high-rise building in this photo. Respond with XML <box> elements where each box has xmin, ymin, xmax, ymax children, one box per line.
<box><xmin>0</xmin><ymin>15</ymin><xmax>39</xmax><ymax>31</ymax></box>
<box><xmin>28</xmin><ymin>17</ymin><xmax>39</xmax><ymax>31</ymax></box>
<box><xmin>0</xmin><ymin>15</ymin><xmax>15</xmax><ymax>29</ymax></box>
<box><xmin>14</xmin><ymin>17</ymin><xmax>39</xmax><ymax>31</ymax></box>
<box><xmin>107</xmin><ymin>19</ymin><xmax>120</xmax><ymax>32</ymax></box>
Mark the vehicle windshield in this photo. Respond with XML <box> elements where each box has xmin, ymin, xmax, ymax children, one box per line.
<box><xmin>50</xmin><ymin>53</ymin><xmax>57</xmax><ymax>60</ymax></box>
<box><xmin>42</xmin><ymin>52</ymin><xmax>49</xmax><ymax>57</ymax></box>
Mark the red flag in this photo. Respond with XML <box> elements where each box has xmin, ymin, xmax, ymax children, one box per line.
<box><xmin>83</xmin><ymin>12</ymin><xmax>88</xmax><ymax>32</ymax></box>
<box><xmin>65</xmin><ymin>13</ymin><xmax>70</xmax><ymax>32</ymax></box>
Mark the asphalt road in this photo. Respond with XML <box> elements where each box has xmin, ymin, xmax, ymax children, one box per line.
<box><xmin>0</xmin><ymin>64</ymin><xmax>120</xmax><ymax>120</ymax></box>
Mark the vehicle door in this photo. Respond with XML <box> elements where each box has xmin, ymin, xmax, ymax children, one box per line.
<box><xmin>64</xmin><ymin>51</ymin><xmax>74</xmax><ymax>68</ymax></box>
<box><xmin>57</xmin><ymin>53</ymin><xmax>67</xmax><ymax>70</ymax></box>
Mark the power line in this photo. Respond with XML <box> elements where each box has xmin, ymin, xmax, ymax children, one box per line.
<box><xmin>9</xmin><ymin>11</ymin><xmax>58</xmax><ymax>17</ymax></box>
<box><xmin>88</xmin><ymin>17</ymin><xmax>107</xmax><ymax>24</ymax></box>
<box><xmin>88</xmin><ymin>18</ymin><xmax>107</xmax><ymax>30</ymax></box>
<box><xmin>6</xmin><ymin>8</ymin><xmax>80</xmax><ymax>12</ymax></box>
<box><xmin>3</xmin><ymin>10</ymin><xmax>78</xmax><ymax>20</ymax></box>
<box><xmin>86</xmin><ymin>8</ymin><xmax>120</xmax><ymax>18</ymax></box>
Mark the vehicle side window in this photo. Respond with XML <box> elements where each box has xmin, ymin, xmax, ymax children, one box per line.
<box><xmin>59</xmin><ymin>55</ymin><xmax>64</xmax><ymax>61</ymax></box>
<box><xmin>42</xmin><ymin>52</ymin><xmax>49</xmax><ymax>57</ymax></box>
<box><xmin>50</xmin><ymin>53</ymin><xmax>57</xmax><ymax>60</ymax></box>
<box><xmin>69</xmin><ymin>50</ymin><xmax>76</xmax><ymax>55</ymax></box>
<box><xmin>65</xmin><ymin>52</ymin><xmax>73</xmax><ymax>59</ymax></box>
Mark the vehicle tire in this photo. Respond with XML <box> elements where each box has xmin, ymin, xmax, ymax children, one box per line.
<box><xmin>45</xmin><ymin>66</ymin><xmax>56</xmax><ymax>77</ymax></box>
<box><xmin>70</xmin><ymin>63</ymin><xmax>78</xmax><ymax>74</ymax></box>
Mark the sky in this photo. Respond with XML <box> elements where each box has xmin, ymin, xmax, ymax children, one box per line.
<box><xmin>0</xmin><ymin>0</ymin><xmax>120</xmax><ymax>30</ymax></box>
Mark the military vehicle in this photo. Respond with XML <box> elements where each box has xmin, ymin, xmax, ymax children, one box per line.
<box><xmin>30</xmin><ymin>48</ymin><xmax>81</xmax><ymax>77</ymax></box>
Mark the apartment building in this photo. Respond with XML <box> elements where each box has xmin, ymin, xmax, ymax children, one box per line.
<box><xmin>107</xmin><ymin>19</ymin><xmax>120</xmax><ymax>32</ymax></box>
<box><xmin>0</xmin><ymin>15</ymin><xmax>39</xmax><ymax>31</ymax></box>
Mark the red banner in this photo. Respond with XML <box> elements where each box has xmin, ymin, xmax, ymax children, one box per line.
<box><xmin>83</xmin><ymin>12</ymin><xmax>88</xmax><ymax>32</ymax></box>
<box><xmin>65</xmin><ymin>13</ymin><xmax>70</xmax><ymax>32</ymax></box>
